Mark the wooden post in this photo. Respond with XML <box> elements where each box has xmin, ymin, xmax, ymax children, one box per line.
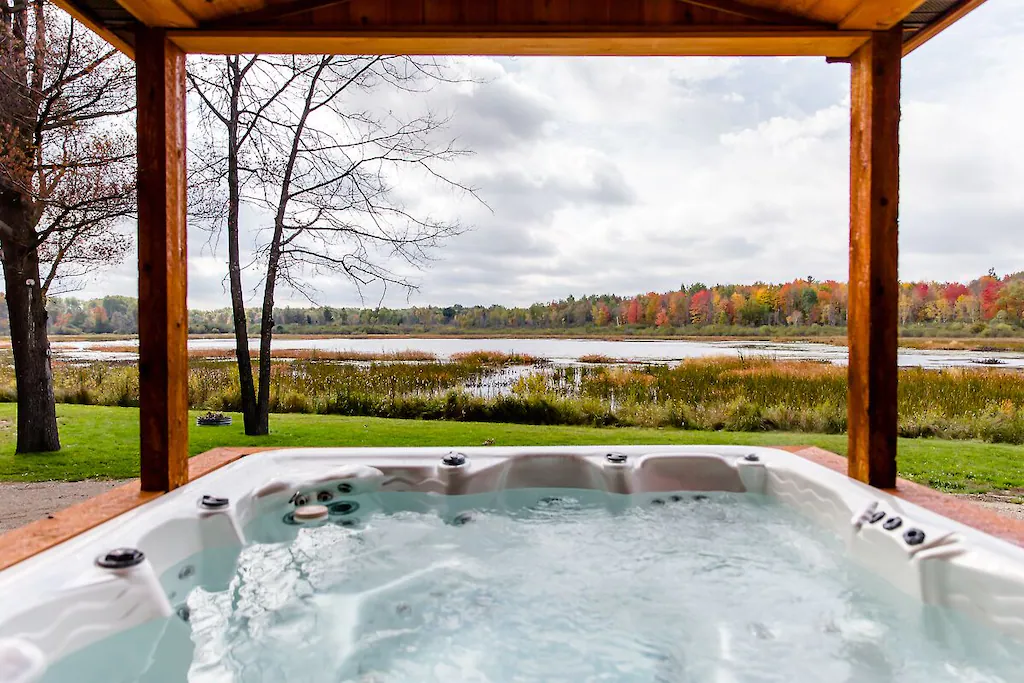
<box><xmin>847</xmin><ymin>26</ymin><xmax>901</xmax><ymax>488</ymax></box>
<box><xmin>136</xmin><ymin>27</ymin><xmax>189</xmax><ymax>492</ymax></box>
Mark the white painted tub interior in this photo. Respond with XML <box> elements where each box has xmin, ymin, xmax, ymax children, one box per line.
<box><xmin>1</xmin><ymin>445</ymin><xmax>1023</xmax><ymax>682</ymax></box>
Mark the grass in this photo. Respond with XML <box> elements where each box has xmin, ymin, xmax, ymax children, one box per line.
<box><xmin>0</xmin><ymin>403</ymin><xmax>1021</xmax><ymax>494</ymax></box>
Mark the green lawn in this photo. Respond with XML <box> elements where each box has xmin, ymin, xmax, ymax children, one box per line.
<box><xmin>0</xmin><ymin>403</ymin><xmax>1020</xmax><ymax>493</ymax></box>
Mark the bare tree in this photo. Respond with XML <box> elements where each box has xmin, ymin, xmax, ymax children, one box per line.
<box><xmin>0</xmin><ymin>2</ymin><xmax>134</xmax><ymax>452</ymax></box>
<box><xmin>187</xmin><ymin>55</ymin><xmax>309</xmax><ymax>435</ymax></box>
<box><xmin>190</xmin><ymin>54</ymin><xmax>474</xmax><ymax>435</ymax></box>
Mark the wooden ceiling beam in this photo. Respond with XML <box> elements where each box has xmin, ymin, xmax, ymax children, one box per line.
<box><xmin>205</xmin><ymin>0</ymin><xmax>833</xmax><ymax>30</ymax></box>
<box><xmin>169</xmin><ymin>27</ymin><xmax>870</xmax><ymax>56</ymax></box>
<box><xmin>50</xmin><ymin>0</ymin><xmax>135</xmax><ymax>55</ymax></box>
<box><xmin>203</xmin><ymin>0</ymin><xmax>353</xmax><ymax>29</ymax></box>
<box><xmin>117</xmin><ymin>0</ymin><xmax>197</xmax><ymax>28</ymax></box>
<box><xmin>838</xmin><ymin>0</ymin><xmax>925</xmax><ymax>30</ymax></box>
<box><xmin>674</xmin><ymin>0</ymin><xmax>829</xmax><ymax>26</ymax></box>
<box><xmin>902</xmin><ymin>0</ymin><xmax>988</xmax><ymax>55</ymax></box>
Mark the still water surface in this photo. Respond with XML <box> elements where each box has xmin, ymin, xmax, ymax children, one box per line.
<box><xmin>52</xmin><ymin>336</ymin><xmax>1024</xmax><ymax>369</ymax></box>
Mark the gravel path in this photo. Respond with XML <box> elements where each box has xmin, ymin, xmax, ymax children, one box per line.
<box><xmin>955</xmin><ymin>493</ymin><xmax>1024</xmax><ymax>521</ymax></box>
<box><xmin>0</xmin><ymin>481</ymin><xmax>1021</xmax><ymax>534</ymax></box>
<box><xmin>0</xmin><ymin>480</ymin><xmax>129</xmax><ymax>532</ymax></box>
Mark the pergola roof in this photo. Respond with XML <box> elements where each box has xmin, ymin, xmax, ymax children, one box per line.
<box><xmin>56</xmin><ymin>0</ymin><xmax>986</xmax><ymax>59</ymax></box>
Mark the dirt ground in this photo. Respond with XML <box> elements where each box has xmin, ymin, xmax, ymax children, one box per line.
<box><xmin>0</xmin><ymin>481</ymin><xmax>1022</xmax><ymax>534</ymax></box>
<box><xmin>0</xmin><ymin>480</ymin><xmax>128</xmax><ymax>532</ymax></box>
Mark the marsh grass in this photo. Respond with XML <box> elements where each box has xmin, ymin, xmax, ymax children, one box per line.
<box><xmin>448</xmin><ymin>350</ymin><xmax>541</xmax><ymax>365</ymax></box>
<box><xmin>4</xmin><ymin>354</ymin><xmax>1024</xmax><ymax>443</ymax></box>
<box><xmin>578</xmin><ymin>353</ymin><xmax>620</xmax><ymax>364</ymax></box>
<box><xmin>82</xmin><ymin>345</ymin><xmax>440</xmax><ymax>362</ymax></box>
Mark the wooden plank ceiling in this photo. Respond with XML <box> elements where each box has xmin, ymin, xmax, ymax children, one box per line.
<box><xmin>51</xmin><ymin>0</ymin><xmax>987</xmax><ymax>58</ymax></box>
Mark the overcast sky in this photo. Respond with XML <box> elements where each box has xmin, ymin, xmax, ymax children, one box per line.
<box><xmin>86</xmin><ymin>2</ymin><xmax>1024</xmax><ymax>310</ymax></box>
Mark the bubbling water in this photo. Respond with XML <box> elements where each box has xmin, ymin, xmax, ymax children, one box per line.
<box><xmin>39</xmin><ymin>492</ymin><xmax>1024</xmax><ymax>683</ymax></box>
<box><xmin>180</xmin><ymin>493</ymin><xmax>1021</xmax><ymax>683</ymax></box>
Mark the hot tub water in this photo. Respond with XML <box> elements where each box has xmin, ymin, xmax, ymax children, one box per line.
<box><xmin>39</xmin><ymin>490</ymin><xmax>1024</xmax><ymax>683</ymax></box>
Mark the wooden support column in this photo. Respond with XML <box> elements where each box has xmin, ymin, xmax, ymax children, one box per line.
<box><xmin>136</xmin><ymin>27</ymin><xmax>189</xmax><ymax>492</ymax></box>
<box><xmin>847</xmin><ymin>26</ymin><xmax>901</xmax><ymax>488</ymax></box>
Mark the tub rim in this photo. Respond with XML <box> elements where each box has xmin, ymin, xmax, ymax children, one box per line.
<box><xmin>1</xmin><ymin>444</ymin><xmax>1022</xmax><ymax>576</ymax></box>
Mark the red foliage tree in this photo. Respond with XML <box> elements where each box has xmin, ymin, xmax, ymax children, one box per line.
<box><xmin>981</xmin><ymin>279</ymin><xmax>1004</xmax><ymax>320</ymax></box>
<box><xmin>689</xmin><ymin>290</ymin><xmax>711</xmax><ymax>325</ymax></box>
<box><xmin>626</xmin><ymin>298</ymin><xmax>642</xmax><ymax>325</ymax></box>
<box><xmin>942</xmin><ymin>283</ymin><xmax>970</xmax><ymax>304</ymax></box>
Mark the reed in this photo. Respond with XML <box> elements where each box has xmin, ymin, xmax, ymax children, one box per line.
<box><xmin>71</xmin><ymin>345</ymin><xmax>439</xmax><ymax>362</ymax></box>
<box><xmin>577</xmin><ymin>354</ymin><xmax>620</xmax><ymax>364</ymax></box>
<box><xmin>1</xmin><ymin>354</ymin><xmax>1022</xmax><ymax>443</ymax></box>
<box><xmin>448</xmin><ymin>350</ymin><xmax>541</xmax><ymax>365</ymax></box>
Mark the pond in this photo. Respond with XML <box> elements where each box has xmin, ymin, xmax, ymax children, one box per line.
<box><xmin>50</xmin><ymin>336</ymin><xmax>1024</xmax><ymax>369</ymax></box>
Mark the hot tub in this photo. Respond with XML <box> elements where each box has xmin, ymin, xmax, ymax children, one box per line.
<box><xmin>1</xmin><ymin>446</ymin><xmax>1023</xmax><ymax>682</ymax></box>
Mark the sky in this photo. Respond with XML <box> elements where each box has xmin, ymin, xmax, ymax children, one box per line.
<box><xmin>83</xmin><ymin>2</ymin><xmax>1024</xmax><ymax>311</ymax></box>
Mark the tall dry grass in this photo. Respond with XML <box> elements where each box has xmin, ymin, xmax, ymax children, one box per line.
<box><xmin>81</xmin><ymin>345</ymin><xmax>439</xmax><ymax>362</ymax></box>
<box><xmin>577</xmin><ymin>353</ymin><xmax>620</xmax><ymax>364</ymax></box>
<box><xmin>448</xmin><ymin>350</ymin><xmax>540</xmax><ymax>365</ymax></box>
<box><xmin>1</xmin><ymin>353</ymin><xmax>1022</xmax><ymax>442</ymax></box>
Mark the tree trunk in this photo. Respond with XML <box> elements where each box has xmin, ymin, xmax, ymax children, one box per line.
<box><xmin>252</xmin><ymin>60</ymin><xmax>321</xmax><ymax>435</ymax></box>
<box><xmin>225</xmin><ymin>62</ymin><xmax>261</xmax><ymax>435</ymax></box>
<box><xmin>0</xmin><ymin>208</ymin><xmax>60</xmax><ymax>453</ymax></box>
<box><xmin>255</xmin><ymin>235</ymin><xmax>279</xmax><ymax>435</ymax></box>
<box><xmin>1</xmin><ymin>7</ymin><xmax>59</xmax><ymax>453</ymax></box>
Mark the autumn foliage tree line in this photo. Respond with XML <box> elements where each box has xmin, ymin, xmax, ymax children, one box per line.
<box><xmin>3</xmin><ymin>270</ymin><xmax>1024</xmax><ymax>337</ymax></box>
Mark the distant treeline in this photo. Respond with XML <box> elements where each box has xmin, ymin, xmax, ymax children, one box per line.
<box><xmin>2</xmin><ymin>270</ymin><xmax>1024</xmax><ymax>336</ymax></box>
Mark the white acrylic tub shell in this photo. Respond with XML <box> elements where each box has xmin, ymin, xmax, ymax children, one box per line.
<box><xmin>1</xmin><ymin>445</ymin><xmax>1023</xmax><ymax>683</ymax></box>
